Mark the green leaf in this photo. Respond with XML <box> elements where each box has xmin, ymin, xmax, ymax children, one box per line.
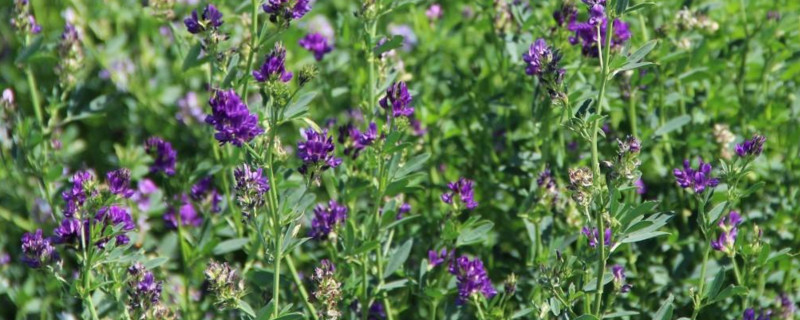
<box><xmin>610</xmin><ymin>62</ymin><xmax>655</xmax><ymax>79</ymax></box>
<box><xmin>142</xmin><ymin>257</ymin><xmax>169</xmax><ymax>269</ymax></box>
<box><xmin>373</xmin><ymin>35</ymin><xmax>403</xmax><ymax>56</ymax></box>
<box><xmin>213</xmin><ymin>238</ymin><xmax>249</xmax><ymax>255</ymax></box>
<box><xmin>625</xmin><ymin>2</ymin><xmax>656</xmax><ymax>13</ymax></box>
<box><xmin>706</xmin><ymin>201</ymin><xmax>728</xmax><ymax>228</ymax></box>
<box><xmin>654</xmin><ymin>115</ymin><xmax>691</xmax><ymax>136</ymax></box>
<box><xmin>615</xmin><ymin>0</ymin><xmax>629</xmax><ymax>15</ymax></box>
<box><xmin>710</xmin><ymin>285</ymin><xmax>747</xmax><ymax>303</ymax></box>
<box><xmin>182</xmin><ymin>42</ymin><xmax>208</xmax><ymax>71</ymax></box>
<box><xmin>384</xmin><ymin>239</ymin><xmax>413</xmax><ymax>278</ymax></box>
<box><xmin>391</xmin><ymin>153</ymin><xmax>430</xmax><ymax>182</ymax></box>
<box><xmin>238</xmin><ymin>299</ymin><xmax>256</xmax><ymax>318</ymax></box>
<box><xmin>511</xmin><ymin>308</ymin><xmax>535</xmax><ymax>319</ymax></box>
<box><xmin>704</xmin><ymin>270</ymin><xmax>724</xmax><ymax>300</ymax></box>
<box><xmin>15</xmin><ymin>35</ymin><xmax>44</xmax><ymax>64</ymax></box>
<box><xmin>273</xmin><ymin>313</ymin><xmax>304</xmax><ymax>320</ymax></box>
<box><xmin>378</xmin><ymin>279</ymin><xmax>409</xmax><ymax>292</ymax></box>
<box><xmin>456</xmin><ymin>221</ymin><xmax>494</xmax><ymax>247</ymax></box>
<box><xmin>221</xmin><ymin>53</ymin><xmax>241</xmax><ymax>88</ymax></box>
<box><xmin>627</xmin><ymin>40</ymin><xmax>658</xmax><ymax>64</ymax></box>
<box><xmin>574</xmin><ymin>315</ymin><xmax>600</xmax><ymax>320</ymax></box>
<box><xmin>282</xmin><ymin>91</ymin><xmax>317</xmax><ymax>121</ymax></box>
<box><xmin>741</xmin><ymin>182</ymin><xmax>765</xmax><ymax>197</ymax></box>
<box><xmin>652</xmin><ymin>294</ymin><xmax>674</xmax><ymax>320</ymax></box>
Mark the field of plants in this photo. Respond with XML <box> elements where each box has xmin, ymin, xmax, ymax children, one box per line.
<box><xmin>1</xmin><ymin>0</ymin><xmax>799</xmax><ymax>319</ymax></box>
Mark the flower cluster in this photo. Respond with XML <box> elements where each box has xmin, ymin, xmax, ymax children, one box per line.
<box><xmin>565</xmin><ymin>1</ymin><xmax>631</xmax><ymax>57</ymax></box>
<box><xmin>311</xmin><ymin>259</ymin><xmax>342</xmax><ymax>320</ymax></box>
<box><xmin>582</xmin><ymin>227</ymin><xmax>612</xmax><ymax>248</ymax></box>
<box><xmin>713</xmin><ymin>124</ymin><xmax>736</xmax><ymax>159</ymax></box>
<box><xmin>94</xmin><ymin>205</ymin><xmax>136</xmax><ymax>249</ymax></box>
<box><xmin>204</xmin><ymin>260</ymin><xmax>246</xmax><ymax>309</ymax></box>
<box><xmin>176</xmin><ymin>92</ymin><xmax>204</xmax><ymax>124</ymax></box>
<box><xmin>611</xmin><ymin>264</ymin><xmax>632</xmax><ymax>293</ymax></box>
<box><xmin>441</xmin><ymin>178</ymin><xmax>478</xmax><ymax>210</ymax></box>
<box><xmin>339</xmin><ymin>122</ymin><xmax>378</xmax><ymax>159</ymax></box>
<box><xmin>397</xmin><ymin>202</ymin><xmax>411</xmax><ymax>220</ymax></box>
<box><xmin>735</xmin><ymin>134</ymin><xmax>766</xmax><ymax>158</ymax></box>
<box><xmin>710</xmin><ymin>211</ymin><xmax>742</xmax><ymax>255</ymax></box>
<box><xmin>127</xmin><ymin>263</ymin><xmax>164</xmax><ymax>316</ymax></box>
<box><xmin>379</xmin><ymin>82</ymin><xmax>414</xmax><ymax>118</ymax></box>
<box><xmin>11</xmin><ymin>0</ymin><xmax>42</xmax><ymax>36</ymax></box>
<box><xmin>299</xmin><ymin>33</ymin><xmax>333</xmax><ymax>61</ymax></box>
<box><xmin>522</xmin><ymin>38</ymin><xmax>566</xmax><ymax>99</ymax></box>
<box><xmin>206</xmin><ymin>89</ymin><xmax>264</xmax><ymax>146</ymax></box>
<box><xmin>609</xmin><ymin>135</ymin><xmax>641</xmax><ymax>181</ymax></box>
<box><xmin>163</xmin><ymin>194</ymin><xmax>203</xmax><ymax>229</ymax></box>
<box><xmin>262</xmin><ymin>0</ymin><xmax>311</xmax><ymax>25</ymax></box>
<box><xmin>234</xmin><ymin>164</ymin><xmax>270</xmax><ymax>217</ymax></box>
<box><xmin>448</xmin><ymin>255</ymin><xmax>496</xmax><ymax>304</ymax></box>
<box><xmin>184</xmin><ymin>4</ymin><xmax>223</xmax><ymax>34</ymax></box>
<box><xmin>426</xmin><ymin>4</ymin><xmax>443</xmax><ymax>21</ymax></box>
<box><xmin>145</xmin><ymin>137</ymin><xmax>177</xmax><ymax>176</ymax></box>
<box><xmin>297</xmin><ymin>128</ymin><xmax>342</xmax><ymax>177</ymax></box>
<box><xmin>191</xmin><ymin>176</ymin><xmax>222</xmax><ymax>213</ymax></box>
<box><xmin>778</xmin><ymin>293</ymin><xmax>795</xmax><ymax>319</ymax></box>
<box><xmin>568</xmin><ymin>167</ymin><xmax>593</xmax><ymax>206</ymax></box>
<box><xmin>309</xmin><ymin>200</ymin><xmax>348</xmax><ymax>240</ymax></box>
<box><xmin>743</xmin><ymin>308</ymin><xmax>773</xmax><ymax>320</ymax></box>
<box><xmin>62</xmin><ymin>170</ymin><xmax>96</xmax><ymax>217</ymax></box>
<box><xmin>254</xmin><ymin>43</ymin><xmax>293</xmax><ymax>83</ymax></box>
<box><xmin>20</xmin><ymin>229</ymin><xmax>59</xmax><ymax>268</ymax></box>
<box><xmin>537</xmin><ymin>167</ymin><xmax>559</xmax><ymax>204</ymax></box>
<box><xmin>673</xmin><ymin>158</ymin><xmax>719</xmax><ymax>194</ymax></box>
<box><xmin>57</xmin><ymin>23</ymin><xmax>84</xmax><ymax>88</ymax></box>
<box><xmin>107</xmin><ymin>168</ymin><xmax>134</xmax><ymax>198</ymax></box>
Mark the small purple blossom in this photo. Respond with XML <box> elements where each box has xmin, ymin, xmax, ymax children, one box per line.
<box><xmin>20</xmin><ymin>229</ymin><xmax>60</xmax><ymax>268</ymax></box>
<box><xmin>299</xmin><ymin>33</ymin><xmax>333</xmax><ymax>61</ymax></box>
<box><xmin>448</xmin><ymin>255</ymin><xmax>496</xmax><ymax>304</ymax></box>
<box><xmin>62</xmin><ymin>170</ymin><xmax>95</xmax><ymax>217</ymax></box>
<box><xmin>428</xmin><ymin>248</ymin><xmax>448</xmax><ymax>268</ymax></box>
<box><xmin>710</xmin><ymin>211</ymin><xmax>742</xmax><ymax>254</ymax></box>
<box><xmin>184</xmin><ymin>4</ymin><xmax>224</xmax><ymax>34</ymax></box>
<box><xmin>611</xmin><ymin>264</ymin><xmax>632</xmax><ymax>293</ymax></box>
<box><xmin>128</xmin><ymin>263</ymin><xmax>163</xmax><ymax>311</ymax></box>
<box><xmin>262</xmin><ymin>0</ymin><xmax>311</xmax><ymax>23</ymax></box>
<box><xmin>53</xmin><ymin>218</ymin><xmax>85</xmax><ymax>245</ymax></box>
<box><xmin>340</xmin><ymin>122</ymin><xmax>378</xmax><ymax>158</ymax></box>
<box><xmin>309</xmin><ymin>200</ymin><xmax>348</xmax><ymax>240</ymax></box>
<box><xmin>107</xmin><ymin>168</ymin><xmax>134</xmax><ymax>198</ymax></box>
<box><xmin>94</xmin><ymin>205</ymin><xmax>136</xmax><ymax>249</ymax></box>
<box><xmin>387</xmin><ymin>24</ymin><xmax>418</xmax><ymax>51</ymax></box>
<box><xmin>397</xmin><ymin>202</ymin><xmax>411</xmax><ymax>220</ymax></box>
<box><xmin>735</xmin><ymin>134</ymin><xmax>766</xmax><ymax>158</ymax></box>
<box><xmin>234</xmin><ymin>164</ymin><xmax>270</xmax><ymax>214</ymax></box>
<box><xmin>145</xmin><ymin>137</ymin><xmax>177</xmax><ymax>176</ymax></box>
<box><xmin>379</xmin><ymin>82</ymin><xmax>414</xmax><ymax>118</ymax></box>
<box><xmin>176</xmin><ymin>92</ymin><xmax>205</xmax><ymax>124</ymax></box>
<box><xmin>441</xmin><ymin>178</ymin><xmax>478</xmax><ymax>210</ymax></box>
<box><xmin>297</xmin><ymin>128</ymin><xmax>342</xmax><ymax>176</ymax></box>
<box><xmin>426</xmin><ymin>4</ymin><xmax>443</xmax><ymax>21</ymax></box>
<box><xmin>582</xmin><ymin>227</ymin><xmax>612</xmax><ymax>248</ymax></box>
<box><xmin>164</xmin><ymin>194</ymin><xmax>203</xmax><ymax>229</ymax></box>
<box><xmin>673</xmin><ymin>158</ymin><xmax>719</xmax><ymax>193</ymax></box>
<box><xmin>779</xmin><ymin>293</ymin><xmax>795</xmax><ymax>319</ymax></box>
<box><xmin>132</xmin><ymin>179</ymin><xmax>158</xmax><ymax>212</ymax></box>
<box><xmin>568</xmin><ymin>17</ymin><xmax>631</xmax><ymax>57</ymax></box>
<box><xmin>743</xmin><ymin>308</ymin><xmax>773</xmax><ymax>320</ymax></box>
<box><xmin>206</xmin><ymin>89</ymin><xmax>264</xmax><ymax>146</ymax></box>
<box><xmin>635</xmin><ymin>178</ymin><xmax>646</xmax><ymax>195</ymax></box>
<box><xmin>522</xmin><ymin>38</ymin><xmax>565</xmax><ymax>90</ymax></box>
<box><xmin>253</xmin><ymin>44</ymin><xmax>293</xmax><ymax>82</ymax></box>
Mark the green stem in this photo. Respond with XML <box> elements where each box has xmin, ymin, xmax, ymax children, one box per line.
<box><xmin>628</xmin><ymin>90</ymin><xmax>638</xmax><ymax>138</ymax></box>
<box><xmin>692</xmin><ymin>245</ymin><xmax>711</xmax><ymax>320</ymax></box>
<box><xmin>593</xmin><ymin>209</ymin><xmax>607</xmax><ymax>316</ymax></box>
<box><xmin>285</xmin><ymin>256</ymin><xmax>320</xmax><ymax>320</ymax></box>
<box><xmin>731</xmin><ymin>255</ymin><xmax>743</xmax><ymax>286</ymax></box>
<box><xmin>25</xmin><ymin>66</ymin><xmax>44</xmax><ymax>127</ymax></box>
<box><xmin>241</xmin><ymin>0</ymin><xmax>260</xmax><ymax>98</ymax></box>
<box><xmin>473</xmin><ymin>296</ymin><xmax>487</xmax><ymax>320</ymax></box>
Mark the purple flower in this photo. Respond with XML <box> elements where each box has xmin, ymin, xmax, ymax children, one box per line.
<box><xmin>387</xmin><ymin>24</ymin><xmax>418</xmax><ymax>51</ymax></box>
<box><xmin>62</xmin><ymin>170</ymin><xmax>95</xmax><ymax>218</ymax></box>
<box><xmin>132</xmin><ymin>179</ymin><xmax>158</xmax><ymax>212</ymax></box>
<box><xmin>128</xmin><ymin>263</ymin><xmax>163</xmax><ymax>311</ymax></box>
<box><xmin>779</xmin><ymin>293</ymin><xmax>795</xmax><ymax>319</ymax></box>
<box><xmin>20</xmin><ymin>229</ymin><xmax>60</xmax><ymax>268</ymax></box>
<box><xmin>0</xmin><ymin>253</ymin><xmax>10</xmax><ymax>265</ymax></box>
<box><xmin>441</xmin><ymin>178</ymin><xmax>478</xmax><ymax>210</ymax></box>
<box><xmin>410</xmin><ymin>117</ymin><xmax>427</xmax><ymax>136</ymax></box>
<box><xmin>635</xmin><ymin>178</ymin><xmax>646</xmax><ymax>195</ymax></box>
<box><xmin>164</xmin><ymin>194</ymin><xmax>202</xmax><ymax>229</ymax></box>
<box><xmin>611</xmin><ymin>264</ymin><xmax>632</xmax><ymax>293</ymax></box>
<box><xmin>448</xmin><ymin>255</ymin><xmax>496</xmax><ymax>304</ymax></box>
<box><xmin>53</xmin><ymin>217</ymin><xmax>87</xmax><ymax>245</ymax></box>
<box><xmin>735</xmin><ymin>134</ymin><xmax>766</xmax><ymax>158</ymax></box>
<box><xmin>588</xmin><ymin>4</ymin><xmax>605</xmax><ymax>26</ymax></box>
<box><xmin>426</xmin><ymin>4</ymin><xmax>443</xmax><ymax>21</ymax></box>
<box><xmin>94</xmin><ymin>205</ymin><xmax>136</xmax><ymax>249</ymax></box>
<box><xmin>367</xmin><ymin>302</ymin><xmax>386</xmax><ymax>320</ymax></box>
<box><xmin>582</xmin><ymin>227</ymin><xmax>612</xmax><ymax>248</ymax></box>
<box><xmin>253</xmin><ymin>44</ymin><xmax>293</xmax><ymax>83</ymax></box>
<box><xmin>537</xmin><ymin>167</ymin><xmax>557</xmax><ymax>191</ymax></box>
<box><xmin>766</xmin><ymin>11</ymin><xmax>781</xmax><ymax>21</ymax></box>
<box><xmin>297</xmin><ymin>128</ymin><xmax>342</xmax><ymax>176</ymax></box>
<box><xmin>397</xmin><ymin>202</ymin><xmax>411</xmax><ymax>220</ymax></box>
<box><xmin>673</xmin><ymin>158</ymin><xmax>719</xmax><ymax>193</ymax></box>
<box><xmin>184</xmin><ymin>4</ymin><xmax>224</xmax><ymax>34</ymax></box>
<box><xmin>145</xmin><ymin>137</ymin><xmax>177</xmax><ymax>176</ymax></box>
<box><xmin>743</xmin><ymin>308</ymin><xmax>773</xmax><ymax>320</ymax></box>
<box><xmin>234</xmin><ymin>165</ymin><xmax>270</xmax><ymax>195</ymax></box>
<box><xmin>309</xmin><ymin>200</ymin><xmax>348</xmax><ymax>240</ymax></box>
<box><xmin>568</xmin><ymin>17</ymin><xmax>631</xmax><ymax>57</ymax></box>
<box><xmin>379</xmin><ymin>82</ymin><xmax>414</xmax><ymax>118</ymax></box>
<box><xmin>176</xmin><ymin>91</ymin><xmax>205</xmax><ymax>124</ymax></box>
<box><xmin>428</xmin><ymin>248</ymin><xmax>447</xmax><ymax>268</ymax></box>
<box><xmin>522</xmin><ymin>38</ymin><xmax>565</xmax><ymax>87</ymax></box>
<box><xmin>262</xmin><ymin>0</ymin><xmax>311</xmax><ymax>23</ymax></box>
<box><xmin>553</xmin><ymin>3</ymin><xmax>578</xmax><ymax>27</ymax></box>
<box><xmin>107</xmin><ymin>168</ymin><xmax>134</xmax><ymax>198</ymax></box>
<box><xmin>710</xmin><ymin>211</ymin><xmax>742</xmax><ymax>254</ymax></box>
<box><xmin>340</xmin><ymin>122</ymin><xmax>378</xmax><ymax>158</ymax></box>
<box><xmin>206</xmin><ymin>89</ymin><xmax>264</xmax><ymax>146</ymax></box>
<box><xmin>299</xmin><ymin>33</ymin><xmax>333</xmax><ymax>61</ymax></box>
